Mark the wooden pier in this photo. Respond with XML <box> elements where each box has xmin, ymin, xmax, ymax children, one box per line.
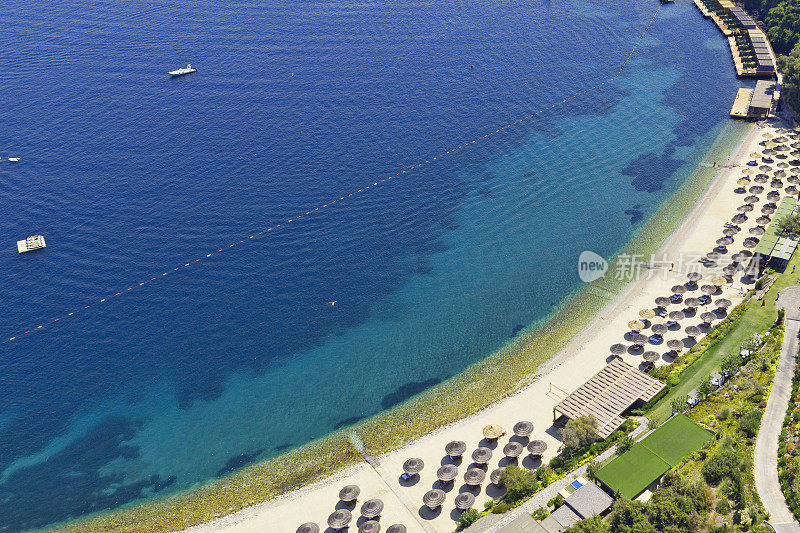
<box><xmin>730</xmin><ymin>88</ymin><xmax>753</xmax><ymax>118</ymax></box>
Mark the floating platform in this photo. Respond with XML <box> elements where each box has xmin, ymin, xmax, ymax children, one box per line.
<box><xmin>730</xmin><ymin>88</ymin><xmax>753</xmax><ymax>118</ymax></box>
<box><xmin>17</xmin><ymin>235</ymin><xmax>46</xmax><ymax>253</ymax></box>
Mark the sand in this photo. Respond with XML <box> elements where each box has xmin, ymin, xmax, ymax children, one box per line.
<box><xmin>184</xmin><ymin>119</ymin><xmax>786</xmax><ymax>533</ymax></box>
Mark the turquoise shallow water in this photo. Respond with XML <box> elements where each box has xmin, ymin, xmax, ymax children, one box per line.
<box><xmin>0</xmin><ymin>0</ymin><xmax>740</xmax><ymax>529</ymax></box>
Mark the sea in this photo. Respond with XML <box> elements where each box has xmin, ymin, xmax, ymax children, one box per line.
<box><xmin>0</xmin><ymin>0</ymin><xmax>741</xmax><ymax>529</ymax></box>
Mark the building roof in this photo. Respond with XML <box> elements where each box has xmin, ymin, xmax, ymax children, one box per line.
<box><xmin>565</xmin><ymin>482</ymin><xmax>615</xmax><ymax>518</ymax></box>
<box><xmin>540</xmin><ymin>515</ymin><xmax>565</xmax><ymax>533</ymax></box>
<box><xmin>750</xmin><ymin>80</ymin><xmax>775</xmax><ymax>110</ymax></box>
<box><xmin>553</xmin><ymin>358</ymin><xmax>665</xmax><ymax>439</ymax></box>
<box><xmin>549</xmin><ymin>505</ymin><xmax>583</xmax><ymax>529</ymax></box>
<box><xmin>498</xmin><ymin>513</ymin><xmax>548</xmax><ymax>533</ymax></box>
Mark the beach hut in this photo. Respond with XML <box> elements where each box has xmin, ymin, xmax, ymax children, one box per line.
<box><xmin>360</xmin><ymin>499</ymin><xmax>384</xmax><ymax>519</ymax></box>
<box><xmin>339</xmin><ymin>485</ymin><xmax>361</xmax><ymax>502</ymax></box>
<box><xmin>445</xmin><ymin>440</ymin><xmax>467</xmax><ymax>459</ymax></box>
<box><xmin>359</xmin><ymin>521</ymin><xmax>381</xmax><ymax>533</ymax></box>
<box><xmin>386</xmin><ymin>525</ymin><xmax>407</xmax><ymax>533</ymax></box>
<box><xmin>328</xmin><ymin>509</ymin><xmax>352</xmax><ymax>531</ymax></box>
<box><xmin>483</xmin><ymin>424</ymin><xmax>503</xmax><ymax>440</ymax></box>
<box><xmin>436</xmin><ymin>464</ymin><xmax>458</xmax><ymax>484</ymax></box>
<box><xmin>639</xmin><ymin>308</ymin><xmax>655</xmax><ymax>320</ymax></box>
<box><xmin>513</xmin><ymin>420</ymin><xmax>534</xmax><ymax>437</ymax></box>
<box><xmin>454</xmin><ymin>492</ymin><xmax>476</xmax><ymax>511</ymax></box>
<box><xmin>527</xmin><ymin>440</ymin><xmax>548</xmax><ymax>457</ymax></box>
<box><xmin>490</xmin><ymin>467</ymin><xmax>505</xmax><ymax>486</ymax></box>
<box><xmin>668</xmin><ymin>310</ymin><xmax>685</xmax><ymax>321</ymax></box>
<box><xmin>628</xmin><ymin>319</ymin><xmax>645</xmax><ymax>332</ymax></box>
<box><xmin>472</xmin><ymin>447</ymin><xmax>493</xmax><ymax>465</ymax></box>
<box><xmin>651</xmin><ymin>323</ymin><xmax>667</xmax><ymax>336</ymax></box>
<box><xmin>503</xmin><ymin>442</ymin><xmax>524</xmax><ymax>459</ymax></box>
<box><xmin>610</xmin><ymin>343</ymin><xmax>628</xmax><ymax>355</ymax></box>
<box><xmin>464</xmin><ymin>467</ymin><xmax>487</xmax><ymax>486</ymax></box>
<box><xmin>643</xmin><ymin>351</ymin><xmax>660</xmax><ymax>363</ymax></box>
<box><xmin>685</xmin><ymin>325</ymin><xmax>702</xmax><ymax>338</ymax></box>
<box><xmin>402</xmin><ymin>458</ymin><xmax>424</xmax><ymax>479</ymax></box>
<box><xmin>296</xmin><ymin>523</ymin><xmax>320</xmax><ymax>533</ymax></box>
<box><xmin>423</xmin><ymin>489</ymin><xmax>446</xmax><ymax>509</ymax></box>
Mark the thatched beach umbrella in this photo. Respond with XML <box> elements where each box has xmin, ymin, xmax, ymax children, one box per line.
<box><xmin>490</xmin><ymin>468</ymin><xmax>505</xmax><ymax>486</ymax></box>
<box><xmin>758</xmin><ymin>165</ymin><xmax>771</xmax><ymax>172</ymax></box>
<box><xmin>712</xmin><ymin>275</ymin><xmax>727</xmax><ymax>286</ymax></box>
<box><xmin>687</xmin><ymin>272</ymin><xmax>703</xmax><ymax>282</ymax></box>
<box><xmin>639</xmin><ymin>308</ymin><xmax>656</xmax><ymax>320</ymax></box>
<box><xmin>359</xmin><ymin>521</ymin><xmax>381</xmax><ymax>533</ymax></box>
<box><xmin>669</xmin><ymin>310</ymin><xmax>685</xmax><ymax>321</ymax></box>
<box><xmin>701</xmin><ymin>284</ymin><xmax>717</xmax><ymax>295</ymax></box>
<box><xmin>503</xmin><ymin>441</ymin><xmax>524</xmax><ymax>459</ymax></box>
<box><xmin>749</xmin><ymin>185</ymin><xmax>764</xmax><ymax>194</ymax></box>
<box><xmin>756</xmin><ymin>215</ymin><xmax>771</xmax><ymax>225</ymax></box>
<box><xmin>738</xmin><ymin>204</ymin><xmax>754</xmax><ymax>213</ymax></box>
<box><xmin>651</xmin><ymin>323</ymin><xmax>667</xmax><ymax>336</ymax></box>
<box><xmin>750</xmin><ymin>152</ymin><xmax>762</xmax><ymax>159</ymax></box>
<box><xmin>787</xmin><ymin>185</ymin><xmax>799</xmax><ymax>195</ymax></box>
<box><xmin>339</xmin><ymin>485</ymin><xmax>361</xmax><ymax>502</ymax></box>
<box><xmin>483</xmin><ymin>424</ymin><xmax>503</xmax><ymax>440</ymax></box>
<box><xmin>754</xmin><ymin>173</ymin><xmax>769</xmax><ymax>183</ymax></box>
<box><xmin>513</xmin><ymin>420</ymin><xmax>534</xmax><ymax>437</ymax></box>
<box><xmin>328</xmin><ymin>509</ymin><xmax>352</xmax><ymax>530</ymax></box>
<box><xmin>742</xmin><ymin>167</ymin><xmax>754</xmax><ymax>174</ymax></box>
<box><xmin>768</xmin><ymin>191</ymin><xmax>782</xmax><ymax>201</ymax></box>
<box><xmin>667</xmin><ymin>339</ymin><xmax>684</xmax><ymax>352</ymax></box>
<box><xmin>437</xmin><ymin>464</ymin><xmax>458</xmax><ymax>483</ymax></box>
<box><xmin>610</xmin><ymin>343</ymin><xmax>628</xmax><ymax>355</ymax></box>
<box><xmin>750</xmin><ymin>226</ymin><xmax>765</xmax><ymax>236</ymax></box>
<box><xmin>297</xmin><ymin>523</ymin><xmax>320</xmax><ymax>533</ymax></box>
<box><xmin>716</xmin><ymin>298</ymin><xmax>732</xmax><ymax>309</ymax></box>
<box><xmin>454</xmin><ymin>492</ymin><xmax>476</xmax><ymax>511</ymax></box>
<box><xmin>472</xmin><ymin>447</ymin><xmax>492</xmax><ymax>464</ymax></box>
<box><xmin>671</xmin><ymin>285</ymin><xmax>687</xmax><ymax>295</ymax></box>
<box><xmin>445</xmin><ymin>441</ymin><xmax>467</xmax><ymax>459</ymax></box>
<box><xmin>527</xmin><ymin>440</ymin><xmax>548</xmax><ymax>456</ymax></box>
<box><xmin>464</xmin><ymin>467</ymin><xmax>486</xmax><ymax>486</ymax></box>
<box><xmin>763</xmin><ymin>132</ymin><xmax>773</xmax><ymax>139</ymax></box>
<box><xmin>423</xmin><ymin>489</ymin><xmax>446</xmax><ymax>508</ymax></box>
<box><xmin>723</xmin><ymin>227</ymin><xmax>737</xmax><ymax>237</ymax></box>
<box><xmin>731</xmin><ymin>214</ymin><xmax>747</xmax><ymax>224</ymax></box>
<box><xmin>737</xmin><ymin>178</ymin><xmax>751</xmax><ymax>186</ymax></box>
<box><xmin>716</xmin><ymin>237</ymin><xmax>733</xmax><ymax>247</ymax></box>
<box><xmin>643</xmin><ymin>351</ymin><xmax>660</xmax><ymax>363</ymax></box>
<box><xmin>685</xmin><ymin>325</ymin><xmax>702</xmax><ymax>338</ymax></box>
<box><xmin>632</xmin><ymin>333</ymin><xmax>648</xmax><ymax>346</ymax></box>
<box><xmin>762</xmin><ymin>205</ymin><xmax>776</xmax><ymax>215</ymax></box>
<box><xmin>707</xmin><ymin>251</ymin><xmax>721</xmax><ymax>261</ymax></box>
<box><xmin>701</xmin><ymin>312</ymin><xmax>717</xmax><ymax>324</ymax></box>
<box><xmin>403</xmin><ymin>458</ymin><xmax>425</xmax><ymax>476</ymax></box>
<box><xmin>743</xmin><ymin>237</ymin><xmax>759</xmax><ymax>248</ymax></box>
<box><xmin>684</xmin><ymin>297</ymin><xmax>701</xmax><ymax>308</ymax></box>
<box><xmin>628</xmin><ymin>319</ymin><xmax>645</xmax><ymax>331</ymax></box>
<box><xmin>655</xmin><ymin>296</ymin><xmax>671</xmax><ymax>307</ymax></box>
<box><xmin>744</xmin><ymin>195</ymin><xmax>759</xmax><ymax>204</ymax></box>
<box><xmin>722</xmin><ymin>265</ymin><xmax>738</xmax><ymax>277</ymax></box>
<box><xmin>386</xmin><ymin>525</ymin><xmax>407</xmax><ymax>533</ymax></box>
<box><xmin>361</xmin><ymin>499</ymin><xmax>384</xmax><ymax>519</ymax></box>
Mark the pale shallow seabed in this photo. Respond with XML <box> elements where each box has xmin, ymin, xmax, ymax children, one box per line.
<box><xmin>0</xmin><ymin>0</ymin><xmax>744</xmax><ymax>530</ymax></box>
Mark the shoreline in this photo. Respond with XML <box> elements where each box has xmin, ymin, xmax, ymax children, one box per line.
<box><xmin>46</xmin><ymin>116</ymin><xmax>757</xmax><ymax>533</ymax></box>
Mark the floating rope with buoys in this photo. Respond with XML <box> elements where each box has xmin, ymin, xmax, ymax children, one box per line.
<box><xmin>4</xmin><ymin>4</ymin><xmax>661</xmax><ymax>343</ymax></box>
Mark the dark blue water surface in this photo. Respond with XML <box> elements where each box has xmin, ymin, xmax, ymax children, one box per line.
<box><xmin>0</xmin><ymin>0</ymin><xmax>738</xmax><ymax>529</ymax></box>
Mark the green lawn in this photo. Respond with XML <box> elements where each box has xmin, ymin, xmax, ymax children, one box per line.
<box><xmin>638</xmin><ymin>414</ymin><xmax>712</xmax><ymax>466</ymax></box>
<box><xmin>596</xmin><ymin>415</ymin><xmax>712</xmax><ymax>498</ymax></box>
<box><xmin>596</xmin><ymin>445</ymin><xmax>670</xmax><ymax>499</ymax></box>
<box><xmin>648</xmin><ymin>249</ymin><xmax>800</xmax><ymax>423</ymax></box>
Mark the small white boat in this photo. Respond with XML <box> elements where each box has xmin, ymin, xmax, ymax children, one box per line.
<box><xmin>8</xmin><ymin>157</ymin><xmax>19</xmax><ymax>162</ymax></box>
<box><xmin>169</xmin><ymin>64</ymin><xmax>197</xmax><ymax>76</ymax></box>
<box><xmin>17</xmin><ymin>235</ymin><xmax>46</xmax><ymax>253</ymax></box>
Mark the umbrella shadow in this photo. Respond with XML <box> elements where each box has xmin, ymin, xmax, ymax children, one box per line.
<box><xmin>441</xmin><ymin>455</ymin><xmax>462</xmax><ymax>466</ymax></box>
<box><xmin>459</xmin><ymin>483</ymin><xmax>482</xmax><ymax>495</ymax></box>
<box><xmin>683</xmin><ymin>308</ymin><xmax>697</xmax><ymax>317</ymax></box>
<box><xmin>334</xmin><ymin>500</ymin><xmax>357</xmax><ymax>511</ymax></box>
<box><xmin>605</xmin><ymin>354</ymin><xmax>617</xmax><ymax>363</ymax></box>
<box><xmin>683</xmin><ymin>338</ymin><xmax>697</xmax><ymax>348</ymax></box>
<box><xmin>627</xmin><ymin>346</ymin><xmax>644</xmax><ymax>355</ymax></box>
<box><xmin>499</xmin><ymin>456</ymin><xmax>518</xmax><ymax>468</ymax></box>
<box><xmin>418</xmin><ymin>506</ymin><xmax>442</xmax><ymax>520</ymax></box>
<box><xmin>469</xmin><ymin>462</ymin><xmax>489</xmax><ymax>471</ymax></box>
<box><xmin>486</xmin><ymin>484</ymin><xmax>506</xmax><ymax>499</ymax></box>
<box><xmin>662</xmin><ymin>351</ymin><xmax>677</xmax><ymax>362</ymax></box>
<box><xmin>479</xmin><ymin>438</ymin><xmax>499</xmax><ymax>449</ymax></box>
<box><xmin>509</xmin><ymin>434</ymin><xmax>529</xmax><ymax>445</ymax></box>
<box><xmin>437</xmin><ymin>479</ymin><xmax>456</xmax><ymax>493</ymax></box>
<box><xmin>667</xmin><ymin>322</ymin><xmax>682</xmax><ymax>331</ymax></box>
<box><xmin>450</xmin><ymin>508</ymin><xmax>467</xmax><ymax>521</ymax></box>
<box><xmin>521</xmin><ymin>455</ymin><xmax>542</xmax><ymax>470</ymax></box>
<box><xmin>399</xmin><ymin>474</ymin><xmax>420</xmax><ymax>487</ymax></box>
<box><xmin>623</xmin><ymin>331</ymin><xmax>637</xmax><ymax>341</ymax></box>
<box><xmin>356</xmin><ymin>516</ymin><xmax>379</xmax><ymax>528</ymax></box>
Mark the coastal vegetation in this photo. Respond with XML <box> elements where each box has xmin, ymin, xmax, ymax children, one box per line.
<box><xmin>564</xmin><ymin>322</ymin><xmax>784</xmax><ymax>532</ymax></box>
<box><xmin>777</xmin><ymin>344</ymin><xmax>800</xmax><ymax>519</ymax></box>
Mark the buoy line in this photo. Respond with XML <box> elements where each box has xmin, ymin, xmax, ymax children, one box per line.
<box><xmin>4</xmin><ymin>4</ymin><xmax>661</xmax><ymax>343</ymax></box>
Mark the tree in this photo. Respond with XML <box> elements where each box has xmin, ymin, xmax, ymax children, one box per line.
<box><xmin>563</xmin><ymin>515</ymin><xmax>609</xmax><ymax>533</ymax></box>
<box><xmin>586</xmin><ymin>459</ymin><xmax>599</xmax><ymax>481</ymax></box>
<box><xmin>777</xmin><ymin>213</ymin><xmax>800</xmax><ymax>235</ymax></box>
<box><xmin>721</xmin><ymin>353</ymin><xmax>741</xmax><ymax>377</ymax></box>
<box><xmin>702</xmin><ymin>449</ymin><xmax>742</xmax><ymax>485</ymax></box>
<box><xmin>616</xmin><ymin>435</ymin><xmax>634</xmax><ymax>455</ymax></box>
<box><xmin>606</xmin><ymin>499</ymin><xmax>657</xmax><ymax>533</ymax></box>
<box><xmin>562</xmin><ymin>415</ymin><xmax>599</xmax><ymax>450</ymax></box>
<box><xmin>739</xmin><ymin>408</ymin><xmax>763</xmax><ymax>437</ymax></box>
<box><xmin>671</xmin><ymin>397</ymin><xmax>688</xmax><ymax>414</ymax></box>
<box><xmin>499</xmin><ymin>464</ymin><xmax>539</xmax><ymax>502</ymax></box>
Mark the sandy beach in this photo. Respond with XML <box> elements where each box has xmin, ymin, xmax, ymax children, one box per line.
<box><xmin>178</xmin><ymin>118</ymin><xmax>787</xmax><ymax>533</ymax></box>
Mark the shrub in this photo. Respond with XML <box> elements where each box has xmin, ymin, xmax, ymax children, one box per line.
<box><xmin>484</xmin><ymin>499</ymin><xmax>494</xmax><ymax>510</ymax></box>
<box><xmin>500</xmin><ymin>465</ymin><xmax>539</xmax><ymax>503</ymax></box>
<box><xmin>492</xmin><ymin>502</ymin><xmax>510</xmax><ymax>514</ymax></box>
<box><xmin>716</xmin><ymin>498</ymin><xmax>731</xmax><ymax>515</ymax></box>
<box><xmin>548</xmin><ymin>494</ymin><xmax>565</xmax><ymax>508</ymax></box>
<box><xmin>457</xmin><ymin>508</ymin><xmax>480</xmax><ymax>530</ymax></box>
<box><xmin>586</xmin><ymin>459</ymin><xmax>599</xmax><ymax>481</ymax></box>
<box><xmin>739</xmin><ymin>409</ymin><xmax>763</xmax><ymax>437</ymax></box>
<box><xmin>702</xmin><ymin>449</ymin><xmax>742</xmax><ymax>485</ymax></box>
<box><xmin>532</xmin><ymin>507</ymin><xmax>549</xmax><ymax>521</ymax></box>
<box><xmin>717</xmin><ymin>406</ymin><xmax>731</xmax><ymax>421</ymax></box>
<box><xmin>562</xmin><ymin>416</ymin><xmax>599</xmax><ymax>450</ymax></box>
<box><xmin>616</xmin><ymin>435</ymin><xmax>634</xmax><ymax>455</ymax></box>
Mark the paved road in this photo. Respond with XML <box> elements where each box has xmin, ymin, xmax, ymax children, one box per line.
<box><xmin>755</xmin><ymin>287</ymin><xmax>800</xmax><ymax>532</ymax></box>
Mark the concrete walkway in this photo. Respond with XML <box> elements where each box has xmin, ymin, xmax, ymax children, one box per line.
<box><xmin>755</xmin><ymin>287</ymin><xmax>800</xmax><ymax>532</ymax></box>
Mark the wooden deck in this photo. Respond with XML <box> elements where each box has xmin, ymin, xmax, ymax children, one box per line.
<box><xmin>730</xmin><ymin>87</ymin><xmax>753</xmax><ymax>118</ymax></box>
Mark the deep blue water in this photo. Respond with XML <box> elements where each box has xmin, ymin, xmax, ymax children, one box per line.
<box><xmin>0</xmin><ymin>0</ymin><xmax>739</xmax><ymax>529</ymax></box>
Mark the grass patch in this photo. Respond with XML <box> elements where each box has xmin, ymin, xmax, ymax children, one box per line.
<box><xmin>640</xmin><ymin>414</ymin><xmax>713</xmax><ymax>467</ymax></box>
